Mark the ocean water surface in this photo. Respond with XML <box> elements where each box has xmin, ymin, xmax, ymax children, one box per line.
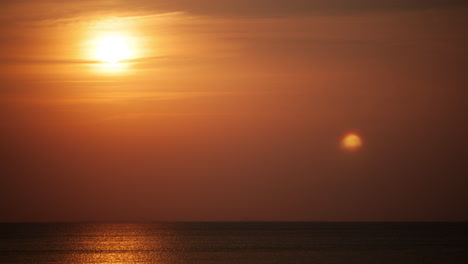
<box><xmin>0</xmin><ymin>222</ymin><xmax>467</xmax><ymax>263</ymax></box>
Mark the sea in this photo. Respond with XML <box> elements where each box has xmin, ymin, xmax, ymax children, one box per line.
<box><xmin>1</xmin><ymin>222</ymin><xmax>467</xmax><ymax>263</ymax></box>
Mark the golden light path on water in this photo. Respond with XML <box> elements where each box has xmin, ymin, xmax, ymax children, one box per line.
<box><xmin>61</xmin><ymin>223</ymin><xmax>172</xmax><ymax>264</ymax></box>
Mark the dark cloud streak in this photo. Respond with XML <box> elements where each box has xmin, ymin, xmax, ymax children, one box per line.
<box><xmin>0</xmin><ymin>56</ymin><xmax>168</xmax><ymax>65</ymax></box>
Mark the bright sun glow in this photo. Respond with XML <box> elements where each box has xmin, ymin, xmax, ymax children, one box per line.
<box><xmin>341</xmin><ymin>132</ymin><xmax>363</xmax><ymax>152</ymax></box>
<box><xmin>95</xmin><ymin>36</ymin><xmax>131</xmax><ymax>63</ymax></box>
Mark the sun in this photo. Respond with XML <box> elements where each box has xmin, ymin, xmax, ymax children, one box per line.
<box><xmin>95</xmin><ymin>36</ymin><xmax>131</xmax><ymax>63</ymax></box>
<box><xmin>341</xmin><ymin>132</ymin><xmax>363</xmax><ymax>152</ymax></box>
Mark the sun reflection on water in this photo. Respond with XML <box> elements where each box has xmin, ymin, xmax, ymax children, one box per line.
<box><xmin>61</xmin><ymin>223</ymin><xmax>171</xmax><ymax>264</ymax></box>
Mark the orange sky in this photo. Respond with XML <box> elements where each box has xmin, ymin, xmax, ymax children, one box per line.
<box><xmin>1</xmin><ymin>0</ymin><xmax>467</xmax><ymax>222</ymax></box>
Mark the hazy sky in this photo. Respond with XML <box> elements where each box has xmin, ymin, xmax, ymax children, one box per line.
<box><xmin>1</xmin><ymin>0</ymin><xmax>467</xmax><ymax>222</ymax></box>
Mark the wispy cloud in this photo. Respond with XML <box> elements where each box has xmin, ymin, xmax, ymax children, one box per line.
<box><xmin>1</xmin><ymin>0</ymin><xmax>467</xmax><ymax>25</ymax></box>
<box><xmin>128</xmin><ymin>0</ymin><xmax>468</xmax><ymax>17</ymax></box>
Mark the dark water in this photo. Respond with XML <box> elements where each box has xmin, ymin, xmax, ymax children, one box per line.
<box><xmin>1</xmin><ymin>222</ymin><xmax>467</xmax><ymax>263</ymax></box>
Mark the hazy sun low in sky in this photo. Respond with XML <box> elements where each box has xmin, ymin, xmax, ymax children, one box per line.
<box><xmin>95</xmin><ymin>35</ymin><xmax>131</xmax><ymax>63</ymax></box>
<box><xmin>341</xmin><ymin>132</ymin><xmax>363</xmax><ymax>152</ymax></box>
